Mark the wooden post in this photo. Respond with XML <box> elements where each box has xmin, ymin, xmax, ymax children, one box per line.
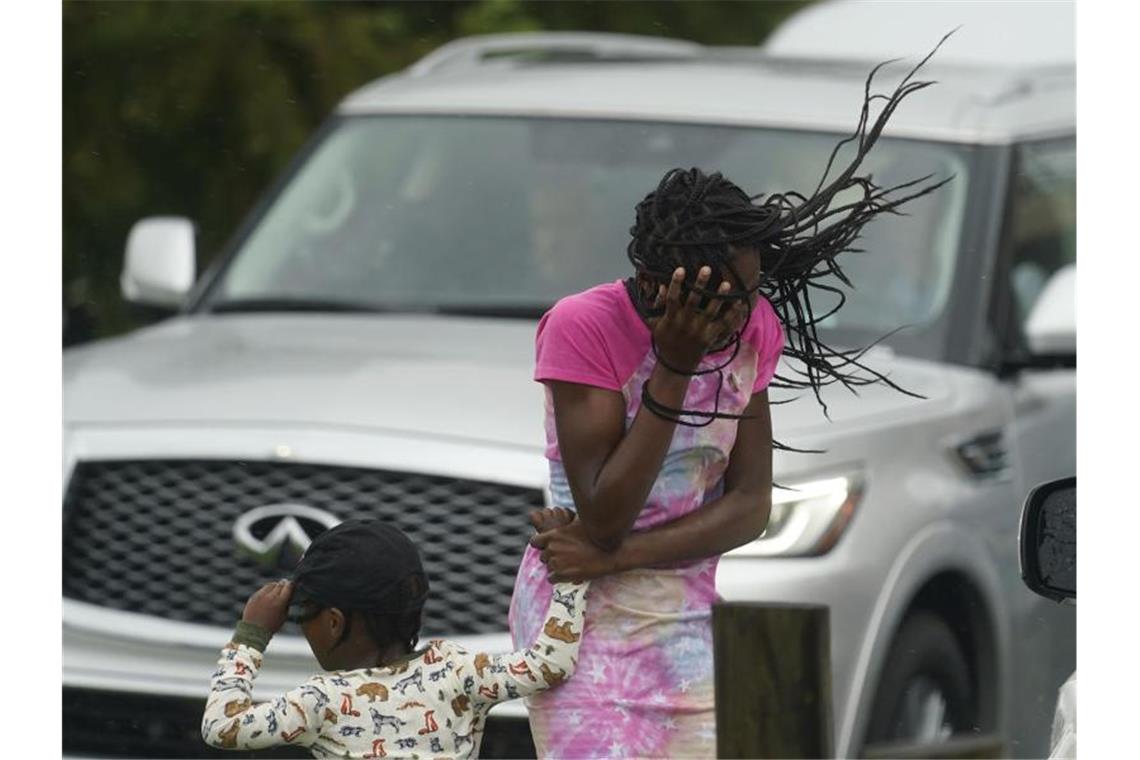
<box><xmin>714</xmin><ymin>602</ymin><xmax>833</xmax><ymax>759</ymax></box>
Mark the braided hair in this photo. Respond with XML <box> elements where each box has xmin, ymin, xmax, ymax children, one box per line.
<box><xmin>627</xmin><ymin>33</ymin><xmax>956</xmax><ymax>448</ymax></box>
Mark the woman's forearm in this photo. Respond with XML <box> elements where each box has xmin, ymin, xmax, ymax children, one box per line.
<box><xmin>568</xmin><ymin>365</ymin><xmax>692</xmax><ymax>549</ymax></box>
<box><xmin>609</xmin><ymin>388</ymin><xmax>774</xmax><ymax>570</ymax></box>
<box><xmin>540</xmin><ymin>390</ymin><xmax>774</xmax><ymax>583</ymax></box>
<box><xmin>612</xmin><ymin>488</ymin><xmax>771</xmax><ymax>571</ymax></box>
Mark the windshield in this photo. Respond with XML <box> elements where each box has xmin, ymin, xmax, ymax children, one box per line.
<box><xmin>203</xmin><ymin>116</ymin><xmax>968</xmax><ymax>339</ymax></box>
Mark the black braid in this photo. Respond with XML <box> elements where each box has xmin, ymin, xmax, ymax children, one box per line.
<box><xmin>627</xmin><ymin>33</ymin><xmax>957</xmax><ymax>449</ymax></box>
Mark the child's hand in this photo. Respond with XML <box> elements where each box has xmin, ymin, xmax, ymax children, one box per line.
<box><xmin>241</xmin><ymin>579</ymin><xmax>293</xmax><ymax>634</ymax></box>
<box><xmin>531</xmin><ymin>520</ymin><xmax>618</xmax><ymax>583</ymax></box>
<box><xmin>528</xmin><ymin>507</ymin><xmax>575</xmax><ymax>534</ymax></box>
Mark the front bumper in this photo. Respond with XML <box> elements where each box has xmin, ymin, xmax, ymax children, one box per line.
<box><xmin>64</xmin><ymin>559</ymin><xmax>878</xmax><ymax>759</ymax></box>
<box><xmin>63</xmin><ymin>686</ymin><xmax>535</xmax><ymax>759</ymax></box>
<box><xmin>63</xmin><ymin>602</ymin><xmax>534</xmax><ymax>758</ymax></box>
<box><xmin>63</xmin><ymin>599</ymin><xmax>530</xmax><ymax>718</ymax></box>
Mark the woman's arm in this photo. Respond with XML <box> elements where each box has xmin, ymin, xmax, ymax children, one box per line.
<box><xmin>553</xmin><ymin>266</ymin><xmax>746</xmax><ymax>551</ymax></box>
<box><xmin>533</xmin><ymin>390</ymin><xmax>773</xmax><ymax>581</ymax></box>
<box><xmin>618</xmin><ymin>389</ymin><xmax>773</xmax><ymax>568</ymax></box>
<box><xmin>549</xmin><ymin>368</ymin><xmax>687</xmax><ymax>552</ymax></box>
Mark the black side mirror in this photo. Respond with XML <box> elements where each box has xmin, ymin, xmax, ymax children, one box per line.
<box><xmin>1019</xmin><ymin>476</ymin><xmax>1076</xmax><ymax>603</ymax></box>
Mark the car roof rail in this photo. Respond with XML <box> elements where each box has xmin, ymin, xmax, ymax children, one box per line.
<box><xmin>406</xmin><ymin>32</ymin><xmax>703</xmax><ymax>77</ymax></box>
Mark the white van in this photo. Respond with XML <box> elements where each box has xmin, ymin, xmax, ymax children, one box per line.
<box><xmin>63</xmin><ymin>10</ymin><xmax>1075</xmax><ymax>758</ymax></box>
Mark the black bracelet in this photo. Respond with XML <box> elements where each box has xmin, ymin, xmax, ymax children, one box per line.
<box><xmin>640</xmin><ymin>381</ymin><xmax>694</xmax><ymax>425</ymax></box>
<box><xmin>651</xmin><ymin>333</ymin><xmax>743</xmax><ymax>377</ymax></box>
<box><xmin>640</xmin><ymin>377</ymin><xmax>753</xmax><ymax>428</ymax></box>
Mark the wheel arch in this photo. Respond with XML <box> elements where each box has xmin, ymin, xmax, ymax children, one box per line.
<box><xmin>840</xmin><ymin>522</ymin><xmax>1010</xmax><ymax>758</ymax></box>
<box><xmin>906</xmin><ymin>570</ymin><xmax>1001</xmax><ymax>734</ymax></box>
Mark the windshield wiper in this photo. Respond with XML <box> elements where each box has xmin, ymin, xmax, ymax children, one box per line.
<box><xmin>207</xmin><ymin>297</ymin><xmax>404</xmax><ymax>315</ymax></box>
<box><xmin>207</xmin><ymin>298</ymin><xmax>548</xmax><ymax>319</ymax></box>
<box><xmin>433</xmin><ymin>304</ymin><xmax>549</xmax><ymax>319</ymax></box>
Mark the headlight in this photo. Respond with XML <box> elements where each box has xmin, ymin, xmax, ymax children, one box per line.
<box><xmin>724</xmin><ymin>473</ymin><xmax>863</xmax><ymax>558</ymax></box>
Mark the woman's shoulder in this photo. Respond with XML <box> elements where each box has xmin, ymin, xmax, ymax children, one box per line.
<box><xmin>535</xmin><ymin>280</ymin><xmax>647</xmax><ymax>391</ymax></box>
<box><xmin>740</xmin><ymin>295</ymin><xmax>783</xmax><ymax>350</ymax></box>
<box><xmin>545</xmin><ymin>279</ymin><xmax>635</xmax><ymax>323</ymax></box>
<box><xmin>538</xmin><ymin>279</ymin><xmax>645</xmax><ymax>351</ymax></box>
<box><xmin>739</xmin><ymin>296</ymin><xmax>785</xmax><ymax>393</ymax></box>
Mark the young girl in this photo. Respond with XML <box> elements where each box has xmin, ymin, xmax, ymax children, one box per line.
<box><xmin>508</xmin><ymin>41</ymin><xmax>952</xmax><ymax>759</ymax></box>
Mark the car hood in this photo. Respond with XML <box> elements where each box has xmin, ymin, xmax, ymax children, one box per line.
<box><xmin>64</xmin><ymin>314</ymin><xmax>958</xmax><ymax>449</ymax></box>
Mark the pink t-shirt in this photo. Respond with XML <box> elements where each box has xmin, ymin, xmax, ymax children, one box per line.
<box><xmin>534</xmin><ymin>279</ymin><xmax>784</xmax><ymax>462</ymax></box>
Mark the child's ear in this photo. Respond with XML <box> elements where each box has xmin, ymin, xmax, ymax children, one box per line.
<box><xmin>327</xmin><ymin>607</ymin><xmax>347</xmax><ymax>636</ymax></box>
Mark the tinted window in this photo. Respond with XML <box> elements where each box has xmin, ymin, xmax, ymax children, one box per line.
<box><xmin>1008</xmin><ymin>140</ymin><xmax>1076</xmax><ymax>327</ymax></box>
<box><xmin>206</xmin><ymin>116</ymin><xmax>969</xmax><ymax>350</ymax></box>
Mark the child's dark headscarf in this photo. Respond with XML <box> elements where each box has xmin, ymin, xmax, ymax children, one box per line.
<box><xmin>292</xmin><ymin>520</ymin><xmax>430</xmax><ymax>650</ymax></box>
<box><xmin>626</xmin><ymin>33</ymin><xmax>956</xmax><ymax>448</ymax></box>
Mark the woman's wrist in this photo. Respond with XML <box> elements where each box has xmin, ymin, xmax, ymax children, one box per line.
<box><xmin>607</xmin><ymin>534</ymin><xmax>645</xmax><ymax>574</ymax></box>
<box><xmin>639</xmin><ymin>366</ymin><xmax>696</xmax><ymax>424</ymax></box>
<box><xmin>645</xmin><ymin>364</ymin><xmax>692</xmax><ymax>400</ymax></box>
<box><xmin>655</xmin><ymin>353</ymin><xmax>701</xmax><ymax>376</ymax></box>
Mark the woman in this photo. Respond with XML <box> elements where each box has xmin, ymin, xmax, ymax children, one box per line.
<box><xmin>509</xmin><ymin>38</ymin><xmax>953</xmax><ymax>759</ymax></box>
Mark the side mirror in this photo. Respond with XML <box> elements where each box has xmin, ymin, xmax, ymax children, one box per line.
<box><xmin>1019</xmin><ymin>476</ymin><xmax>1076</xmax><ymax>603</ymax></box>
<box><xmin>1024</xmin><ymin>264</ymin><xmax>1075</xmax><ymax>356</ymax></box>
<box><xmin>120</xmin><ymin>217</ymin><xmax>196</xmax><ymax>309</ymax></box>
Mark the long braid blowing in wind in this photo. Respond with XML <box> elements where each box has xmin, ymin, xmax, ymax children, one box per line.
<box><xmin>626</xmin><ymin>33</ymin><xmax>957</xmax><ymax>446</ymax></box>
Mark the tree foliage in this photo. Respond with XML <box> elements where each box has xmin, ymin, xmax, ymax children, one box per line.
<box><xmin>63</xmin><ymin>0</ymin><xmax>810</xmax><ymax>340</ymax></box>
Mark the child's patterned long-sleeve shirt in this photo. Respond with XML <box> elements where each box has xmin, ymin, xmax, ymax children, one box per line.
<box><xmin>202</xmin><ymin>581</ymin><xmax>588</xmax><ymax>759</ymax></box>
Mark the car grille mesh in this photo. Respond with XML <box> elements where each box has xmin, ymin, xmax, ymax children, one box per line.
<box><xmin>62</xmin><ymin>460</ymin><xmax>542</xmax><ymax>636</ymax></box>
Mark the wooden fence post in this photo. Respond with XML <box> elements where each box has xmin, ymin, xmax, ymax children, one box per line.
<box><xmin>713</xmin><ymin>602</ymin><xmax>833</xmax><ymax>759</ymax></box>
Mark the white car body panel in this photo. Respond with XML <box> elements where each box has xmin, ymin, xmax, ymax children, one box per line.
<box><xmin>64</xmin><ymin>313</ymin><xmax>1075</xmax><ymax>755</ymax></box>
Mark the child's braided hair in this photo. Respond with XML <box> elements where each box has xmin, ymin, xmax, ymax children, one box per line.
<box><xmin>626</xmin><ymin>33</ymin><xmax>956</xmax><ymax>446</ymax></box>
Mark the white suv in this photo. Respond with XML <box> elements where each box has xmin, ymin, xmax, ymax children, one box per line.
<box><xmin>63</xmin><ymin>24</ymin><xmax>1075</xmax><ymax>760</ymax></box>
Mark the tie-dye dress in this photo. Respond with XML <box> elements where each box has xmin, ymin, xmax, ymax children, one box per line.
<box><xmin>508</xmin><ymin>279</ymin><xmax>784</xmax><ymax>759</ymax></box>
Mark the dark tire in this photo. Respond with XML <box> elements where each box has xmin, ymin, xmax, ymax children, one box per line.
<box><xmin>864</xmin><ymin>611</ymin><xmax>977</xmax><ymax>747</ymax></box>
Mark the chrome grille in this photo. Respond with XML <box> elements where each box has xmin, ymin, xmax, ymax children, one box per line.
<box><xmin>62</xmin><ymin>459</ymin><xmax>541</xmax><ymax>636</ymax></box>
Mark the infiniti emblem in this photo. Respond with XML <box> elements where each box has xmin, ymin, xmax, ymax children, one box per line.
<box><xmin>233</xmin><ymin>504</ymin><xmax>341</xmax><ymax>570</ymax></box>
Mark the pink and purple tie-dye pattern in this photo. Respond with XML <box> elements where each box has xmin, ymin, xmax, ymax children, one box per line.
<box><xmin>509</xmin><ymin>320</ymin><xmax>764</xmax><ymax>758</ymax></box>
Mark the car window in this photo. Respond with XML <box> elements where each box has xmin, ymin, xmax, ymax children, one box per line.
<box><xmin>1007</xmin><ymin>140</ymin><xmax>1076</xmax><ymax>327</ymax></box>
<box><xmin>208</xmin><ymin>116</ymin><xmax>969</xmax><ymax>348</ymax></box>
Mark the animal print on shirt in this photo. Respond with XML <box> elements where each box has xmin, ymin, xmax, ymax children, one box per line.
<box><xmin>202</xmin><ymin>582</ymin><xmax>589</xmax><ymax>758</ymax></box>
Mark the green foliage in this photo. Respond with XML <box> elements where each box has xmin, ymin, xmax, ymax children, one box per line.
<box><xmin>63</xmin><ymin>0</ymin><xmax>810</xmax><ymax>340</ymax></box>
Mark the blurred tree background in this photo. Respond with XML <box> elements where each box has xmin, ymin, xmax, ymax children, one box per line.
<box><xmin>63</xmin><ymin>0</ymin><xmax>811</xmax><ymax>345</ymax></box>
